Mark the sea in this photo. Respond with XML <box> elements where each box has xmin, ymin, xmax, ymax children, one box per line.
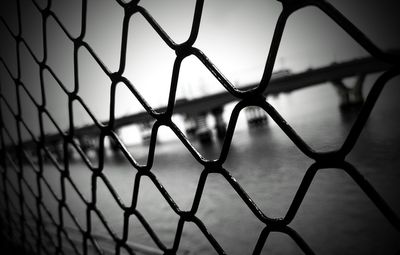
<box><xmin>6</xmin><ymin>74</ymin><xmax>400</xmax><ymax>255</ymax></box>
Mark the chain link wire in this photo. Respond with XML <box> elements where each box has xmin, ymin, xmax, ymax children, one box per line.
<box><xmin>0</xmin><ymin>0</ymin><xmax>399</xmax><ymax>254</ymax></box>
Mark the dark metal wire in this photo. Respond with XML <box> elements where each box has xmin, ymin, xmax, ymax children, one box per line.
<box><xmin>0</xmin><ymin>0</ymin><xmax>399</xmax><ymax>254</ymax></box>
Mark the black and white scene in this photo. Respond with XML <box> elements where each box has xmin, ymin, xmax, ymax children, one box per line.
<box><xmin>0</xmin><ymin>0</ymin><xmax>400</xmax><ymax>254</ymax></box>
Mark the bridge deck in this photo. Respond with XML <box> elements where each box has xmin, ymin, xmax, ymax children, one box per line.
<box><xmin>16</xmin><ymin>54</ymin><xmax>395</xmax><ymax>147</ymax></box>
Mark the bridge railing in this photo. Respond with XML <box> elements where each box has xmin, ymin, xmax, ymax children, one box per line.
<box><xmin>0</xmin><ymin>0</ymin><xmax>399</xmax><ymax>254</ymax></box>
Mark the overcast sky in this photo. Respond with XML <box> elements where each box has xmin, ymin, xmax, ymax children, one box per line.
<box><xmin>1</xmin><ymin>0</ymin><xmax>399</xmax><ymax>139</ymax></box>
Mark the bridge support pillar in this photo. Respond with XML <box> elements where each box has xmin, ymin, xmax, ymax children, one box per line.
<box><xmin>50</xmin><ymin>141</ymin><xmax>64</xmax><ymax>162</ymax></box>
<box><xmin>139</xmin><ymin>120</ymin><xmax>153</xmax><ymax>144</ymax></box>
<box><xmin>184</xmin><ymin>116</ymin><xmax>198</xmax><ymax>138</ymax></box>
<box><xmin>245</xmin><ymin>106</ymin><xmax>268</xmax><ymax>127</ymax></box>
<box><xmin>211</xmin><ymin>107</ymin><xmax>226</xmax><ymax>139</ymax></box>
<box><xmin>67</xmin><ymin>142</ymin><xmax>76</xmax><ymax>161</ymax></box>
<box><xmin>195</xmin><ymin>113</ymin><xmax>212</xmax><ymax>143</ymax></box>
<box><xmin>109</xmin><ymin>129</ymin><xmax>121</xmax><ymax>154</ymax></box>
<box><xmin>77</xmin><ymin>135</ymin><xmax>98</xmax><ymax>159</ymax></box>
<box><xmin>332</xmin><ymin>74</ymin><xmax>365</xmax><ymax>108</ymax></box>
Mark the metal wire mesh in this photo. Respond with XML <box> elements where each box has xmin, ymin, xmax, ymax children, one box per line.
<box><xmin>0</xmin><ymin>0</ymin><xmax>399</xmax><ymax>254</ymax></box>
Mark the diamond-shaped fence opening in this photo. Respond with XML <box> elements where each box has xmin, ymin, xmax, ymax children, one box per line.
<box><xmin>0</xmin><ymin>0</ymin><xmax>399</xmax><ymax>254</ymax></box>
<box><xmin>20</xmin><ymin>0</ymin><xmax>43</xmax><ymax>61</ymax></box>
<box><xmin>46</xmin><ymin>16</ymin><xmax>75</xmax><ymax>92</ymax></box>
<box><xmin>19</xmin><ymin>44</ymin><xmax>42</xmax><ymax>104</ymax></box>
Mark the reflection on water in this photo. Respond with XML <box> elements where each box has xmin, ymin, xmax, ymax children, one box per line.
<box><xmin>20</xmin><ymin>80</ymin><xmax>400</xmax><ymax>254</ymax></box>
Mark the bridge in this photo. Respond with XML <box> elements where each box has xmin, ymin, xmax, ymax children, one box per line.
<box><xmin>13</xmin><ymin>53</ymin><xmax>394</xmax><ymax>160</ymax></box>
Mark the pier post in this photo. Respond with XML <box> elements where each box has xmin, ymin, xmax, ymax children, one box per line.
<box><xmin>211</xmin><ymin>107</ymin><xmax>226</xmax><ymax>139</ymax></box>
<box><xmin>184</xmin><ymin>115</ymin><xmax>198</xmax><ymax>138</ymax></box>
<box><xmin>108</xmin><ymin>130</ymin><xmax>121</xmax><ymax>156</ymax></box>
<box><xmin>50</xmin><ymin>140</ymin><xmax>64</xmax><ymax>162</ymax></box>
<box><xmin>78</xmin><ymin>135</ymin><xmax>90</xmax><ymax>154</ymax></box>
<box><xmin>332</xmin><ymin>74</ymin><xmax>365</xmax><ymax>108</ymax></box>
<box><xmin>77</xmin><ymin>135</ymin><xmax>98</xmax><ymax>159</ymax></box>
<box><xmin>139</xmin><ymin>120</ymin><xmax>153</xmax><ymax>144</ymax></box>
<box><xmin>67</xmin><ymin>141</ymin><xmax>76</xmax><ymax>161</ymax></box>
<box><xmin>195</xmin><ymin>112</ymin><xmax>212</xmax><ymax>143</ymax></box>
<box><xmin>245</xmin><ymin>106</ymin><xmax>268</xmax><ymax>127</ymax></box>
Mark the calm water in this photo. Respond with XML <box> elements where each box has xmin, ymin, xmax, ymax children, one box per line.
<box><xmin>13</xmin><ymin>78</ymin><xmax>400</xmax><ymax>254</ymax></box>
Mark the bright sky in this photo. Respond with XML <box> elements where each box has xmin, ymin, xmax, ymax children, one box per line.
<box><xmin>1</xmin><ymin>0</ymin><xmax>399</xmax><ymax>142</ymax></box>
<box><xmin>72</xmin><ymin>0</ymin><xmax>400</xmax><ymax>121</ymax></box>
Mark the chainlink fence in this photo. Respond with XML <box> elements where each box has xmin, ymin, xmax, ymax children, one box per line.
<box><xmin>0</xmin><ymin>0</ymin><xmax>399</xmax><ymax>254</ymax></box>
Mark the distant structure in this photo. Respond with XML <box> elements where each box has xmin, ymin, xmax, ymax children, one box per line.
<box><xmin>12</xmin><ymin>53</ymin><xmax>395</xmax><ymax>160</ymax></box>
